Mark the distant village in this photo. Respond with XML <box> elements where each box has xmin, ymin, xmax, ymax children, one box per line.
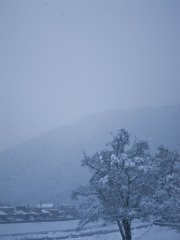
<box><xmin>0</xmin><ymin>203</ymin><xmax>79</xmax><ymax>223</ymax></box>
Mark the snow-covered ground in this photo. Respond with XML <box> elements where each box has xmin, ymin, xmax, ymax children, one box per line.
<box><xmin>0</xmin><ymin>219</ymin><xmax>179</xmax><ymax>240</ymax></box>
<box><xmin>0</xmin><ymin>220</ymin><xmax>80</xmax><ymax>235</ymax></box>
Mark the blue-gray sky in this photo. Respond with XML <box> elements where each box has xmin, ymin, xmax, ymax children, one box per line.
<box><xmin>0</xmin><ymin>0</ymin><xmax>180</xmax><ymax>152</ymax></box>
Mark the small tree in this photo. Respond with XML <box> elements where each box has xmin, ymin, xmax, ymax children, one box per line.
<box><xmin>73</xmin><ymin>129</ymin><xmax>180</xmax><ymax>240</ymax></box>
<box><xmin>151</xmin><ymin>145</ymin><xmax>180</xmax><ymax>222</ymax></box>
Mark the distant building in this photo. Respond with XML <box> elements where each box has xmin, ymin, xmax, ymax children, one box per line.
<box><xmin>0</xmin><ymin>207</ymin><xmax>14</xmax><ymax>214</ymax></box>
<box><xmin>0</xmin><ymin>207</ymin><xmax>14</xmax><ymax>222</ymax></box>
<box><xmin>41</xmin><ymin>203</ymin><xmax>54</xmax><ymax>209</ymax></box>
<box><xmin>14</xmin><ymin>211</ymin><xmax>31</xmax><ymax>221</ymax></box>
<box><xmin>59</xmin><ymin>206</ymin><xmax>78</xmax><ymax>218</ymax></box>
<box><xmin>0</xmin><ymin>211</ymin><xmax>7</xmax><ymax>221</ymax></box>
<box><xmin>29</xmin><ymin>206</ymin><xmax>42</xmax><ymax>213</ymax></box>
<box><xmin>0</xmin><ymin>203</ymin><xmax>79</xmax><ymax>223</ymax></box>
<box><xmin>46</xmin><ymin>209</ymin><xmax>61</xmax><ymax>219</ymax></box>
<box><xmin>16</xmin><ymin>205</ymin><xmax>29</xmax><ymax>212</ymax></box>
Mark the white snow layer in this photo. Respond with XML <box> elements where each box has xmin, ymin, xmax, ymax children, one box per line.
<box><xmin>0</xmin><ymin>219</ymin><xmax>179</xmax><ymax>240</ymax></box>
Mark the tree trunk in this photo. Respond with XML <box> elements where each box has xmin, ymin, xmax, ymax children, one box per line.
<box><xmin>117</xmin><ymin>219</ymin><xmax>132</xmax><ymax>240</ymax></box>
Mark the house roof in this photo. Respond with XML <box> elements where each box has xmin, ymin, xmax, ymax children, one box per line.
<box><xmin>0</xmin><ymin>211</ymin><xmax>7</xmax><ymax>216</ymax></box>
<box><xmin>41</xmin><ymin>209</ymin><xmax>50</xmax><ymax>214</ymax></box>
<box><xmin>14</xmin><ymin>210</ymin><xmax>30</xmax><ymax>215</ymax></box>
<box><xmin>41</xmin><ymin>203</ymin><xmax>54</xmax><ymax>208</ymax></box>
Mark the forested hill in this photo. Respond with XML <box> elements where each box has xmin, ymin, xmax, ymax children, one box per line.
<box><xmin>0</xmin><ymin>105</ymin><xmax>179</xmax><ymax>205</ymax></box>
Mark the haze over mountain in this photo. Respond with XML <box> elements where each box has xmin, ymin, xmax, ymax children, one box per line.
<box><xmin>0</xmin><ymin>105</ymin><xmax>179</xmax><ymax>205</ymax></box>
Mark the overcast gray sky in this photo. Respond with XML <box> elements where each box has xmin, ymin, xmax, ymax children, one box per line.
<box><xmin>0</xmin><ymin>0</ymin><xmax>180</xmax><ymax>152</ymax></box>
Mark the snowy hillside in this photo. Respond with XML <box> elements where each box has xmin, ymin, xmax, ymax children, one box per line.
<box><xmin>0</xmin><ymin>105</ymin><xmax>179</xmax><ymax>205</ymax></box>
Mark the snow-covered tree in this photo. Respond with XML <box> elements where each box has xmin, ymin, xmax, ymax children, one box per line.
<box><xmin>151</xmin><ymin>146</ymin><xmax>180</xmax><ymax>222</ymax></box>
<box><xmin>73</xmin><ymin>129</ymin><xmax>180</xmax><ymax>240</ymax></box>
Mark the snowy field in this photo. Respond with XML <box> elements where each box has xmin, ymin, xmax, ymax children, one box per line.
<box><xmin>0</xmin><ymin>219</ymin><xmax>179</xmax><ymax>240</ymax></box>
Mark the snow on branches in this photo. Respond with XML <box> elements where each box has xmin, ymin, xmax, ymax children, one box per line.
<box><xmin>73</xmin><ymin>129</ymin><xmax>180</xmax><ymax>240</ymax></box>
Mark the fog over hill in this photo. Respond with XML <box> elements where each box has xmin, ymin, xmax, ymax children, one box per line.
<box><xmin>0</xmin><ymin>105</ymin><xmax>180</xmax><ymax>205</ymax></box>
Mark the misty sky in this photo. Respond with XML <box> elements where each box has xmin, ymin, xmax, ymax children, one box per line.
<box><xmin>0</xmin><ymin>0</ymin><xmax>180</xmax><ymax>152</ymax></box>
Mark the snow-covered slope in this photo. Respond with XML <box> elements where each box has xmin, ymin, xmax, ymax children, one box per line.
<box><xmin>0</xmin><ymin>105</ymin><xmax>179</xmax><ymax>205</ymax></box>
